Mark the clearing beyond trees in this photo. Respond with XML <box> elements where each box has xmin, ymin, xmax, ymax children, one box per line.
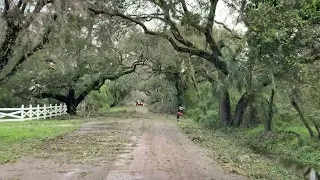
<box><xmin>0</xmin><ymin>107</ymin><xmax>246</xmax><ymax>180</ymax></box>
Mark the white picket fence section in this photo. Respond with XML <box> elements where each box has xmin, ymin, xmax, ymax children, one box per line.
<box><xmin>0</xmin><ymin>104</ymin><xmax>67</xmax><ymax>122</ymax></box>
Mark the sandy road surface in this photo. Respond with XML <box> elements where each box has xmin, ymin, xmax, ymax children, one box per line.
<box><xmin>0</xmin><ymin>108</ymin><xmax>247</xmax><ymax>180</ymax></box>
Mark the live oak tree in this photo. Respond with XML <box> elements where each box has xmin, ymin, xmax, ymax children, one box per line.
<box><xmin>0</xmin><ymin>0</ymin><xmax>93</xmax><ymax>84</ymax></box>
<box><xmin>26</xmin><ymin>12</ymin><xmax>146</xmax><ymax>115</ymax></box>
<box><xmin>1</xmin><ymin>0</ymin><xmax>319</xmax><ymax>138</ymax></box>
<box><xmin>88</xmin><ymin>0</ymin><xmax>319</xmax><ymax>129</ymax></box>
<box><xmin>87</xmin><ymin>0</ymin><xmax>237</xmax><ymax>125</ymax></box>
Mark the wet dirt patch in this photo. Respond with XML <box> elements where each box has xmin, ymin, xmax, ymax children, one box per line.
<box><xmin>34</xmin><ymin>119</ymin><xmax>142</xmax><ymax>164</ymax></box>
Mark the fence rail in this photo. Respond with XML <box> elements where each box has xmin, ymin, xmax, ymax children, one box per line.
<box><xmin>0</xmin><ymin>104</ymin><xmax>67</xmax><ymax>122</ymax></box>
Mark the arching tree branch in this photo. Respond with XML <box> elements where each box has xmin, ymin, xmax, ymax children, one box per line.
<box><xmin>0</xmin><ymin>0</ymin><xmax>55</xmax><ymax>83</ymax></box>
<box><xmin>214</xmin><ymin>20</ymin><xmax>242</xmax><ymax>40</ymax></box>
<box><xmin>0</xmin><ymin>14</ymin><xmax>57</xmax><ymax>83</ymax></box>
<box><xmin>37</xmin><ymin>92</ymin><xmax>67</xmax><ymax>103</ymax></box>
<box><xmin>179</xmin><ymin>0</ymin><xmax>189</xmax><ymax>13</ymax></box>
<box><xmin>88</xmin><ymin>0</ymin><xmax>229</xmax><ymax>77</ymax></box>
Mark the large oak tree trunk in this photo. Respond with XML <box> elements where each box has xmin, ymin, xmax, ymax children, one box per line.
<box><xmin>219</xmin><ymin>89</ymin><xmax>232</xmax><ymax>126</ymax></box>
<box><xmin>66</xmin><ymin>102</ymin><xmax>78</xmax><ymax>115</ymax></box>
<box><xmin>234</xmin><ymin>92</ymin><xmax>249</xmax><ymax>127</ymax></box>
<box><xmin>65</xmin><ymin>89</ymin><xmax>79</xmax><ymax>115</ymax></box>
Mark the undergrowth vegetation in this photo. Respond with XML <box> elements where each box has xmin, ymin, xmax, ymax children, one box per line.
<box><xmin>179</xmin><ymin>119</ymin><xmax>314</xmax><ymax>179</ymax></box>
<box><xmin>173</xmin><ymin>78</ymin><xmax>320</xmax><ymax>179</ymax></box>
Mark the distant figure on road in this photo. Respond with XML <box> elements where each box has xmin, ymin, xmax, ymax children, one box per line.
<box><xmin>136</xmin><ymin>100</ymin><xmax>143</xmax><ymax>106</ymax></box>
<box><xmin>177</xmin><ymin>104</ymin><xmax>184</xmax><ymax>122</ymax></box>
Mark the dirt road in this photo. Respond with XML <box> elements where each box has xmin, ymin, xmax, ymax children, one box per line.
<box><xmin>0</xmin><ymin>108</ymin><xmax>247</xmax><ymax>180</ymax></box>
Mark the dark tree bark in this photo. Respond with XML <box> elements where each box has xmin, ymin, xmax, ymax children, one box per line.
<box><xmin>234</xmin><ymin>78</ymin><xmax>273</xmax><ymax>127</ymax></box>
<box><xmin>311</xmin><ymin>119</ymin><xmax>320</xmax><ymax>139</ymax></box>
<box><xmin>41</xmin><ymin>89</ymin><xmax>80</xmax><ymax>115</ymax></box>
<box><xmin>234</xmin><ymin>92</ymin><xmax>249</xmax><ymax>127</ymax></box>
<box><xmin>66</xmin><ymin>102</ymin><xmax>78</xmax><ymax>115</ymax></box>
<box><xmin>1</xmin><ymin>15</ymin><xmax>57</xmax><ymax>83</ymax></box>
<box><xmin>265</xmin><ymin>88</ymin><xmax>275</xmax><ymax>132</ymax></box>
<box><xmin>0</xmin><ymin>1</ymin><xmax>55</xmax><ymax>83</ymax></box>
<box><xmin>65</xmin><ymin>89</ymin><xmax>78</xmax><ymax>115</ymax></box>
<box><xmin>219</xmin><ymin>89</ymin><xmax>232</xmax><ymax>125</ymax></box>
<box><xmin>174</xmin><ymin>73</ymin><xmax>183</xmax><ymax>106</ymax></box>
<box><xmin>0</xmin><ymin>24</ymin><xmax>20</xmax><ymax>71</ymax></box>
<box><xmin>291</xmin><ymin>100</ymin><xmax>314</xmax><ymax>137</ymax></box>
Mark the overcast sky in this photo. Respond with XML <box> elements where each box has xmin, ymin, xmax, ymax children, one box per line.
<box><xmin>142</xmin><ymin>0</ymin><xmax>246</xmax><ymax>33</ymax></box>
<box><xmin>215</xmin><ymin>1</ymin><xmax>246</xmax><ymax>32</ymax></box>
<box><xmin>0</xmin><ymin>0</ymin><xmax>246</xmax><ymax>34</ymax></box>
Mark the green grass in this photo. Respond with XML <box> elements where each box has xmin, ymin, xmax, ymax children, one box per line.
<box><xmin>0</xmin><ymin>119</ymin><xmax>83</xmax><ymax>164</ymax></box>
<box><xmin>0</xmin><ymin>119</ymin><xmax>82</xmax><ymax>127</ymax></box>
<box><xmin>283</xmin><ymin>125</ymin><xmax>317</xmax><ymax>139</ymax></box>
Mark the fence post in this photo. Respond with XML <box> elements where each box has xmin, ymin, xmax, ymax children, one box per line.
<box><xmin>21</xmin><ymin>105</ymin><xmax>24</xmax><ymax>120</ymax></box>
<box><xmin>29</xmin><ymin>104</ymin><xmax>32</xmax><ymax>119</ymax></box>
<box><xmin>54</xmin><ymin>104</ymin><xmax>57</xmax><ymax>117</ymax></box>
<box><xmin>37</xmin><ymin>104</ymin><xmax>40</xmax><ymax>120</ymax></box>
<box><xmin>44</xmin><ymin>104</ymin><xmax>46</xmax><ymax>119</ymax></box>
<box><xmin>59</xmin><ymin>104</ymin><xmax>62</xmax><ymax>116</ymax></box>
<box><xmin>49</xmin><ymin>104</ymin><xmax>52</xmax><ymax>118</ymax></box>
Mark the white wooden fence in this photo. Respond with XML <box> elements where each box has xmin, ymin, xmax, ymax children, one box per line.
<box><xmin>0</xmin><ymin>104</ymin><xmax>67</xmax><ymax>122</ymax></box>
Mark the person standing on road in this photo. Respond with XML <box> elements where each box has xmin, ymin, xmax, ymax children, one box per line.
<box><xmin>177</xmin><ymin>104</ymin><xmax>184</xmax><ymax>122</ymax></box>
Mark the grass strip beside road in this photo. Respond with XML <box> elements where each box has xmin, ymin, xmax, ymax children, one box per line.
<box><xmin>0</xmin><ymin>119</ymin><xmax>83</xmax><ymax>163</ymax></box>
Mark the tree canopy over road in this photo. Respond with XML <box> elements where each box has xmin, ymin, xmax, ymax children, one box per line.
<box><xmin>1</xmin><ymin>0</ymin><xmax>320</xmax><ymax>179</ymax></box>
